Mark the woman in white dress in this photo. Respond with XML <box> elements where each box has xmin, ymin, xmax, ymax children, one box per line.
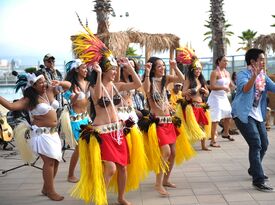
<box><xmin>207</xmin><ymin>56</ymin><xmax>236</xmax><ymax>147</ymax></box>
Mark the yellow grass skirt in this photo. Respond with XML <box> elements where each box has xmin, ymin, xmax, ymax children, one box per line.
<box><xmin>71</xmin><ymin>135</ymin><xmax>107</xmax><ymax>205</ymax></box>
<box><xmin>143</xmin><ymin>123</ymin><xmax>169</xmax><ymax>174</ymax></box>
<box><xmin>175</xmin><ymin>123</ymin><xmax>197</xmax><ymax>165</ymax></box>
<box><xmin>109</xmin><ymin>125</ymin><xmax>149</xmax><ymax>193</ymax></box>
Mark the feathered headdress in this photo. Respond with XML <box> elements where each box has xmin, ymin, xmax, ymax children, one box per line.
<box><xmin>65</xmin><ymin>59</ymin><xmax>83</xmax><ymax>73</ymax></box>
<box><xmin>176</xmin><ymin>47</ymin><xmax>202</xmax><ymax>70</ymax></box>
<box><xmin>15</xmin><ymin>73</ymin><xmax>44</xmax><ymax>93</ymax></box>
<box><xmin>71</xmin><ymin>14</ymin><xmax>117</xmax><ymax>72</ymax></box>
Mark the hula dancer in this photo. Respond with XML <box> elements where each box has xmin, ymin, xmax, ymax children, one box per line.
<box><xmin>63</xmin><ymin>59</ymin><xmax>91</xmax><ymax>183</ymax></box>
<box><xmin>70</xmin><ymin>22</ymin><xmax>142</xmax><ymax>205</ymax></box>
<box><xmin>142</xmin><ymin>56</ymin><xmax>195</xmax><ymax>196</ymax></box>
<box><xmin>178</xmin><ymin>47</ymin><xmax>211</xmax><ymax>151</ymax></box>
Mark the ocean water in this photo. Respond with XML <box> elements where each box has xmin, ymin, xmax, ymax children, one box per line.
<box><xmin>0</xmin><ymin>86</ymin><xmax>23</xmax><ymax>102</ymax></box>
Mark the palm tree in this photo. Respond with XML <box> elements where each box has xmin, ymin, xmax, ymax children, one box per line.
<box><xmin>126</xmin><ymin>47</ymin><xmax>138</xmax><ymax>56</ymax></box>
<box><xmin>254</xmin><ymin>33</ymin><xmax>275</xmax><ymax>52</ymax></box>
<box><xmin>203</xmin><ymin>20</ymin><xmax>234</xmax><ymax>51</ymax></box>
<box><xmin>209</xmin><ymin>0</ymin><xmax>226</xmax><ymax>69</ymax></box>
<box><xmin>237</xmin><ymin>29</ymin><xmax>257</xmax><ymax>51</ymax></box>
<box><xmin>271</xmin><ymin>15</ymin><xmax>275</xmax><ymax>27</ymax></box>
<box><xmin>94</xmin><ymin>0</ymin><xmax>114</xmax><ymax>45</ymax></box>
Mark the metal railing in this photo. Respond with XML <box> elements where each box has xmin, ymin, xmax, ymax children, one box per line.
<box><xmin>1</xmin><ymin>55</ymin><xmax>275</xmax><ymax>84</ymax></box>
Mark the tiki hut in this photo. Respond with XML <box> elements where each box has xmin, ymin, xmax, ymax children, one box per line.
<box><xmin>254</xmin><ymin>33</ymin><xmax>275</xmax><ymax>52</ymax></box>
<box><xmin>96</xmin><ymin>29</ymin><xmax>180</xmax><ymax>62</ymax></box>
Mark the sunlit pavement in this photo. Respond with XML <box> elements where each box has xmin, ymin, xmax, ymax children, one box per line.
<box><xmin>1</xmin><ymin>126</ymin><xmax>275</xmax><ymax>205</ymax></box>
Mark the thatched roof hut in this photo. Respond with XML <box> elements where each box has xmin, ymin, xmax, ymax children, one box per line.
<box><xmin>254</xmin><ymin>33</ymin><xmax>275</xmax><ymax>52</ymax></box>
<box><xmin>96</xmin><ymin>29</ymin><xmax>180</xmax><ymax>61</ymax></box>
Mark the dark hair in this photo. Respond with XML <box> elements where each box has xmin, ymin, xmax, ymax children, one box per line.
<box><xmin>65</xmin><ymin>68</ymin><xmax>80</xmax><ymax>91</ymax></box>
<box><xmin>120</xmin><ymin>58</ymin><xmax>140</xmax><ymax>83</ymax></box>
<box><xmin>186</xmin><ymin>66</ymin><xmax>206</xmax><ymax>89</ymax></box>
<box><xmin>23</xmin><ymin>81</ymin><xmax>41</xmax><ymax>110</ymax></box>
<box><xmin>245</xmin><ymin>48</ymin><xmax>265</xmax><ymax>66</ymax></box>
<box><xmin>65</xmin><ymin>65</ymin><xmax>90</xmax><ymax>91</ymax></box>
<box><xmin>128</xmin><ymin>58</ymin><xmax>140</xmax><ymax>74</ymax></box>
<box><xmin>231</xmin><ymin>71</ymin><xmax>237</xmax><ymax>81</ymax></box>
<box><xmin>120</xmin><ymin>66</ymin><xmax>133</xmax><ymax>83</ymax></box>
<box><xmin>87</xmin><ymin>70</ymin><xmax>98</xmax><ymax>86</ymax></box>
<box><xmin>215</xmin><ymin>55</ymin><xmax>225</xmax><ymax>66</ymax></box>
<box><xmin>147</xmin><ymin>57</ymin><xmax>167</xmax><ymax>93</ymax></box>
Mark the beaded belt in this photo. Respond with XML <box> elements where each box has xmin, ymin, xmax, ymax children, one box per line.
<box><xmin>70</xmin><ymin>112</ymin><xmax>88</xmax><ymax>121</ymax></box>
<box><xmin>93</xmin><ymin>122</ymin><xmax>123</xmax><ymax>134</ymax></box>
<box><xmin>156</xmin><ymin>116</ymin><xmax>172</xmax><ymax>124</ymax></box>
<box><xmin>32</xmin><ymin>127</ymin><xmax>57</xmax><ymax>135</ymax></box>
<box><xmin>117</xmin><ymin>106</ymin><xmax>135</xmax><ymax>113</ymax></box>
<box><xmin>192</xmin><ymin>102</ymin><xmax>204</xmax><ymax>108</ymax></box>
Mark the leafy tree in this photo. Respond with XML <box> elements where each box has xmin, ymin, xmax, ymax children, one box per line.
<box><xmin>237</xmin><ymin>29</ymin><xmax>257</xmax><ymax>51</ymax></box>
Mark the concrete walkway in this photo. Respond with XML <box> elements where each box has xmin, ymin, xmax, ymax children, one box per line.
<box><xmin>1</xmin><ymin>127</ymin><xmax>275</xmax><ymax>205</ymax></box>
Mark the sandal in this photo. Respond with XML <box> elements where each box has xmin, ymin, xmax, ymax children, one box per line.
<box><xmin>222</xmin><ymin>135</ymin><xmax>235</xmax><ymax>141</ymax></box>
<box><xmin>210</xmin><ymin>142</ymin><xmax>221</xmax><ymax>148</ymax></box>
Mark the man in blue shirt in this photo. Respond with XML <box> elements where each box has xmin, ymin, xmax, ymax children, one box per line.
<box><xmin>232</xmin><ymin>48</ymin><xmax>275</xmax><ymax>192</ymax></box>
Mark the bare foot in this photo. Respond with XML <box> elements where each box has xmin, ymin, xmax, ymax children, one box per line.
<box><xmin>210</xmin><ymin>141</ymin><xmax>221</xmax><ymax>148</ymax></box>
<box><xmin>67</xmin><ymin>176</ymin><xmax>79</xmax><ymax>183</ymax></box>
<box><xmin>47</xmin><ymin>192</ymin><xmax>64</xmax><ymax>201</ymax></box>
<box><xmin>117</xmin><ymin>198</ymin><xmax>132</xmax><ymax>205</ymax></box>
<box><xmin>154</xmin><ymin>185</ymin><xmax>169</xmax><ymax>196</ymax></box>
<box><xmin>41</xmin><ymin>189</ymin><xmax>47</xmax><ymax>196</ymax></box>
<box><xmin>163</xmin><ymin>182</ymin><xmax>177</xmax><ymax>188</ymax></box>
<box><xmin>201</xmin><ymin>147</ymin><xmax>212</xmax><ymax>151</ymax></box>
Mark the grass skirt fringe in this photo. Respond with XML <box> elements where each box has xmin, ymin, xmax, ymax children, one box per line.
<box><xmin>71</xmin><ymin>136</ymin><xmax>107</xmax><ymax>205</ymax></box>
<box><xmin>109</xmin><ymin>125</ymin><xmax>149</xmax><ymax>193</ymax></box>
<box><xmin>126</xmin><ymin>126</ymin><xmax>149</xmax><ymax>191</ymax></box>
<box><xmin>14</xmin><ymin>122</ymin><xmax>35</xmax><ymax>164</ymax></box>
<box><xmin>146</xmin><ymin>123</ymin><xmax>168</xmax><ymax>174</ymax></box>
<box><xmin>185</xmin><ymin>105</ymin><xmax>206</xmax><ymax>143</ymax></box>
<box><xmin>175</xmin><ymin>124</ymin><xmax>197</xmax><ymax>165</ymax></box>
<box><xmin>203</xmin><ymin>110</ymin><xmax>212</xmax><ymax>139</ymax></box>
<box><xmin>60</xmin><ymin>106</ymin><xmax>76</xmax><ymax>147</ymax></box>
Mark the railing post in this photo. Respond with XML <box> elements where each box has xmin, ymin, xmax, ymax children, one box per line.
<box><xmin>232</xmin><ymin>55</ymin><xmax>235</xmax><ymax>73</ymax></box>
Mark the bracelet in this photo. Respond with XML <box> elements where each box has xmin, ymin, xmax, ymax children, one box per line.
<box><xmin>145</xmin><ymin>75</ymin><xmax>149</xmax><ymax>77</ymax></box>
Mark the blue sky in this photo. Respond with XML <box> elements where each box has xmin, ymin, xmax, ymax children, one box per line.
<box><xmin>0</xmin><ymin>0</ymin><xmax>275</xmax><ymax>65</ymax></box>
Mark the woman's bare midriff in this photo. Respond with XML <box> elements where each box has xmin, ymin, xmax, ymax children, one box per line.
<box><xmin>92</xmin><ymin>105</ymin><xmax>119</xmax><ymax>126</ymax></box>
<box><xmin>72</xmin><ymin>99</ymin><xmax>88</xmax><ymax>114</ymax></box>
<box><xmin>32</xmin><ymin>110</ymin><xmax>58</xmax><ymax>127</ymax></box>
<box><xmin>148</xmin><ymin>97</ymin><xmax>170</xmax><ymax>116</ymax></box>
